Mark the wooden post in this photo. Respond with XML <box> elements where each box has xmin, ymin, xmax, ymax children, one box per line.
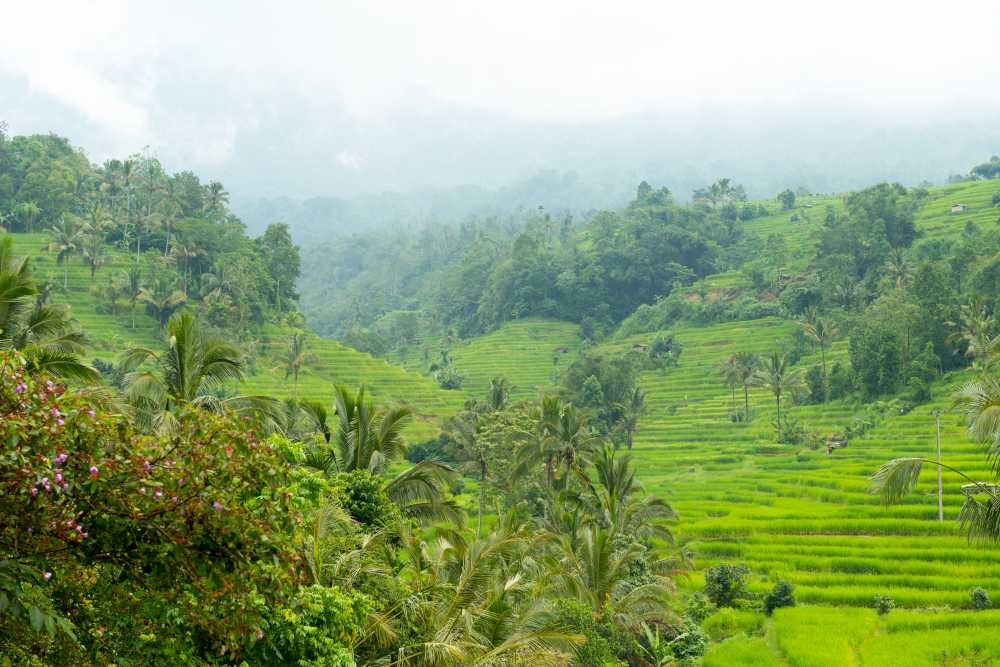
<box><xmin>934</xmin><ymin>410</ymin><xmax>943</xmax><ymax>522</ymax></box>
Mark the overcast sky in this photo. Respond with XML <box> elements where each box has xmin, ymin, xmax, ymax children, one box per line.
<box><xmin>3</xmin><ymin>0</ymin><xmax>1000</xmax><ymax>200</ymax></box>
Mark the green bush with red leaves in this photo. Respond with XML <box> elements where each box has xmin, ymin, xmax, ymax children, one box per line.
<box><xmin>0</xmin><ymin>350</ymin><xmax>366</xmax><ymax>665</ymax></box>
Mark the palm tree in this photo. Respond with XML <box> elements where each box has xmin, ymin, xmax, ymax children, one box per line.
<box><xmin>733</xmin><ymin>352</ymin><xmax>760</xmax><ymax>423</ymax></box>
<box><xmin>13</xmin><ymin>201</ymin><xmax>41</xmax><ymax>233</ymax></box>
<box><xmin>615</xmin><ymin>386</ymin><xmax>645</xmax><ymax>450</ymax></box>
<box><xmin>378</xmin><ymin>521</ymin><xmax>581</xmax><ymax>666</ymax></box>
<box><xmin>120</xmin><ymin>263</ymin><xmax>142</xmax><ymax>329</ymax></box>
<box><xmin>487</xmin><ymin>375</ymin><xmax>513</xmax><ymax>411</ymax></box>
<box><xmin>278</xmin><ymin>331</ymin><xmax>318</xmax><ymax>393</ymax></box>
<box><xmin>0</xmin><ymin>235</ymin><xmax>97</xmax><ymax>381</ymax></box>
<box><xmin>719</xmin><ymin>355</ymin><xmax>742</xmax><ymax>415</ymax></box>
<box><xmin>80</xmin><ymin>231</ymin><xmax>108</xmax><ymax>281</ymax></box>
<box><xmin>753</xmin><ymin>351</ymin><xmax>804</xmax><ymax>427</ymax></box>
<box><xmin>516</xmin><ymin>396</ymin><xmax>599</xmax><ymax>489</ymax></box>
<box><xmin>318</xmin><ymin>384</ymin><xmax>461</xmax><ymax>525</ymax></box>
<box><xmin>872</xmin><ymin>377</ymin><xmax>1000</xmax><ymax>543</ymax></box>
<box><xmin>47</xmin><ymin>216</ymin><xmax>82</xmax><ymax>289</ymax></box>
<box><xmin>137</xmin><ymin>275</ymin><xmax>186</xmax><ymax>328</ymax></box>
<box><xmin>885</xmin><ymin>248</ymin><xmax>911</xmax><ymax>290</ymax></box>
<box><xmin>120</xmin><ymin>311</ymin><xmax>275</xmax><ymax>434</ymax></box>
<box><xmin>947</xmin><ymin>299</ymin><xmax>999</xmax><ymax>371</ymax></box>
<box><xmin>584</xmin><ymin>446</ymin><xmax>675</xmax><ymax>542</ymax></box>
<box><xmin>549</xmin><ymin>525</ymin><xmax>675</xmax><ymax>628</ymax></box>
<box><xmin>799</xmin><ymin>317</ymin><xmax>838</xmax><ymax>397</ymax></box>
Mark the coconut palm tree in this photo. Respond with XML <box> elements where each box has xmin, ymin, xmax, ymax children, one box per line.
<box><xmin>947</xmin><ymin>299</ymin><xmax>999</xmax><ymax>371</ymax></box>
<box><xmin>0</xmin><ymin>235</ymin><xmax>97</xmax><ymax>381</ymax></box>
<box><xmin>799</xmin><ymin>317</ymin><xmax>838</xmax><ymax>397</ymax></box>
<box><xmin>885</xmin><ymin>247</ymin><xmax>911</xmax><ymax>290</ymax></box>
<box><xmin>277</xmin><ymin>331</ymin><xmax>318</xmax><ymax>394</ymax></box>
<box><xmin>120</xmin><ymin>263</ymin><xmax>142</xmax><ymax>329</ymax></box>
<box><xmin>583</xmin><ymin>446</ymin><xmax>676</xmax><ymax>542</ymax></box>
<box><xmin>733</xmin><ymin>351</ymin><xmax>760</xmax><ymax>423</ymax></box>
<box><xmin>516</xmin><ymin>396</ymin><xmax>599</xmax><ymax>489</ymax></box>
<box><xmin>549</xmin><ymin>525</ymin><xmax>676</xmax><ymax>629</ymax></box>
<box><xmin>308</xmin><ymin>384</ymin><xmax>462</xmax><ymax>525</ymax></box>
<box><xmin>120</xmin><ymin>311</ymin><xmax>276</xmax><ymax>434</ymax></box>
<box><xmin>13</xmin><ymin>201</ymin><xmax>41</xmax><ymax>233</ymax></box>
<box><xmin>719</xmin><ymin>355</ymin><xmax>742</xmax><ymax>415</ymax></box>
<box><xmin>753</xmin><ymin>351</ymin><xmax>804</xmax><ymax>427</ymax></box>
<box><xmin>47</xmin><ymin>215</ymin><xmax>82</xmax><ymax>289</ymax></box>
<box><xmin>487</xmin><ymin>375</ymin><xmax>513</xmax><ymax>411</ymax></box>
<box><xmin>80</xmin><ymin>231</ymin><xmax>107</xmax><ymax>282</ymax></box>
<box><xmin>378</xmin><ymin>520</ymin><xmax>581</xmax><ymax>666</ymax></box>
<box><xmin>615</xmin><ymin>386</ymin><xmax>645</xmax><ymax>450</ymax></box>
<box><xmin>137</xmin><ymin>274</ymin><xmax>186</xmax><ymax>328</ymax></box>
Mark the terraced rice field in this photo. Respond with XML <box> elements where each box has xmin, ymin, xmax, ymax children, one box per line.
<box><xmin>391</xmin><ymin>318</ymin><xmax>582</xmax><ymax>403</ymax></box>
<box><xmin>6</xmin><ymin>232</ymin><xmax>464</xmax><ymax>440</ymax></box>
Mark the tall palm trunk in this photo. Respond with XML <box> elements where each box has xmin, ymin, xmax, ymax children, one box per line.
<box><xmin>743</xmin><ymin>383</ymin><xmax>751</xmax><ymax>423</ymax></box>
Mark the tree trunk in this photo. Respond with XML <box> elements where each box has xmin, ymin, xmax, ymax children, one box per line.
<box><xmin>820</xmin><ymin>344</ymin><xmax>828</xmax><ymax>402</ymax></box>
<box><xmin>744</xmin><ymin>384</ymin><xmax>750</xmax><ymax>423</ymax></box>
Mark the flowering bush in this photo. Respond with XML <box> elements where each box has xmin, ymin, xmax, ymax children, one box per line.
<box><xmin>0</xmin><ymin>350</ymin><xmax>361</xmax><ymax>664</ymax></box>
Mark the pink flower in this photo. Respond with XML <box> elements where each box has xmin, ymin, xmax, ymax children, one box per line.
<box><xmin>14</xmin><ymin>382</ymin><xmax>26</xmax><ymax>394</ymax></box>
<box><xmin>212</xmin><ymin>501</ymin><xmax>223</xmax><ymax>511</ymax></box>
<box><xmin>57</xmin><ymin>419</ymin><xmax>64</xmax><ymax>426</ymax></box>
<box><xmin>43</xmin><ymin>571</ymin><xmax>52</xmax><ymax>581</ymax></box>
<box><xmin>154</xmin><ymin>490</ymin><xmax>163</xmax><ymax>499</ymax></box>
<box><xmin>89</xmin><ymin>466</ymin><xmax>99</xmax><ymax>477</ymax></box>
<box><xmin>143</xmin><ymin>461</ymin><xmax>151</xmax><ymax>472</ymax></box>
<box><xmin>46</xmin><ymin>380</ymin><xmax>54</xmax><ymax>391</ymax></box>
<box><xmin>50</xmin><ymin>408</ymin><xmax>60</xmax><ymax>418</ymax></box>
<box><xmin>139</xmin><ymin>487</ymin><xmax>146</xmax><ymax>494</ymax></box>
<box><xmin>87</xmin><ymin>409</ymin><xmax>95</xmax><ymax>417</ymax></box>
<box><xmin>54</xmin><ymin>473</ymin><xmax>63</xmax><ymax>484</ymax></box>
<box><xmin>31</xmin><ymin>487</ymin><xmax>38</xmax><ymax>497</ymax></box>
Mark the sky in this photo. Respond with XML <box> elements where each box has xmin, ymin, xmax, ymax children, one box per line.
<box><xmin>3</xmin><ymin>0</ymin><xmax>1000</xmax><ymax>203</ymax></box>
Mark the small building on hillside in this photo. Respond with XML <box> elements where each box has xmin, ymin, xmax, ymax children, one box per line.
<box><xmin>951</xmin><ymin>203</ymin><xmax>968</xmax><ymax>213</ymax></box>
<box><xmin>632</xmin><ymin>343</ymin><xmax>649</xmax><ymax>353</ymax></box>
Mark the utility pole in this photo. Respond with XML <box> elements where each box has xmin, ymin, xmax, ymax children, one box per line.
<box><xmin>934</xmin><ymin>410</ymin><xmax>943</xmax><ymax>522</ymax></box>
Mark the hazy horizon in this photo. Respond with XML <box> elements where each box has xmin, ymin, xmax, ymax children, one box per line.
<box><xmin>4</xmin><ymin>1</ymin><xmax>999</xmax><ymax>207</ymax></box>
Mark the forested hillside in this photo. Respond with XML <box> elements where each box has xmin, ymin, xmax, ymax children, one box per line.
<box><xmin>5</xmin><ymin>124</ymin><xmax>1000</xmax><ymax>666</ymax></box>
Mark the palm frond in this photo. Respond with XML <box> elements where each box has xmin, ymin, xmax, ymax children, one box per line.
<box><xmin>869</xmin><ymin>457</ymin><xmax>924</xmax><ymax>504</ymax></box>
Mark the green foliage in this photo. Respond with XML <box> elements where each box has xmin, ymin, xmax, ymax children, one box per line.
<box><xmin>872</xmin><ymin>593</ymin><xmax>896</xmax><ymax>615</ymax></box>
<box><xmin>685</xmin><ymin>592</ymin><xmax>717</xmax><ymax>623</ymax></box>
<box><xmin>777</xmin><ymin>189</ymin><xmax>796</xmax><ymax>210</ymax></box>
<box><xmin>332</xmin><ymin>470</ymin><xmax>402</xmax><ymax>529</ymax></box>
<box><xmin>434</xmin><ymin>365</ymin><xmax>465</xmax><ymax>390</ymax></box>
<box><xmin>550</xmin><ymin>599</ymin><xmax>623</xmax><ymax>667</ymax></box>
<box><xmin>704</xmin><ymin>563</ymin><xmax>749</xmax><ymax>607</ymax></box>
<box><xmin>0</xmin><ymin>350</ymin><xmax>311</xmax><ymax>660</ymax></box>
<box><xmin>763</xmin><ymin>580</ymin><xmax>796</xmax><ymax>615</ymax></box>
<box><xmin>244</xmin><ymin>585</ymin><xmax>368</xmax><ymax>667</ymax></box>
<box><xmin>970</xmin><ymin>587</ymin><xmax>991</xmax><ymax>610</ymax></box>
<box><xmin>849</xmin><ymin>320</ymin><xmax>900</xmax><ymax>398</ymax></box>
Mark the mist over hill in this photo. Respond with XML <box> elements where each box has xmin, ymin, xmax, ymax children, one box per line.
<box><xmin>234</xmin><ymin>108</ymin><xmax>1000</xmax><ymax>242</ymax></box>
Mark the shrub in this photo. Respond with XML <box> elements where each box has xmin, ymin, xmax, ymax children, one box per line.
<box><xmin>685</xmin><ymin>592</ymin><xmax>716</xmax><ymax>623</ymax></box>
<box><xmin>332</xmin><ymin>470</ymin><xmax>402</xmax><ymax>529</ymax></box>
<box><xmin>763</xmin><ymin>580</ymin><xmax>796</xmax><ymax>615</ymax></box>
<box><xmin>704</xmin><ymin>563</ymin><xmax>749</xmax><ymax>607</ymax></box>
<box><xmin>970</xmin><ymin>587</ymin><xmax>992</xmax><ymax>610</ymax></box>
<box><xmin>0</xmin><ymin>351</ymin><xmax>312</xmax><ymax>659</ymax></box>
<box><xmin>670</xmin><ymin>619</ymin><xmax>708</xmax><ymax>662</ymax></box>
<box><xmin>872</xmin><ymin>593</ymin><xmax>895</xmax><ymax>615</ymax></box>
<box><xmin>435</xmin><ymin>366</ymin><xmax>465</xmax><ymax>389</ymax></box>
